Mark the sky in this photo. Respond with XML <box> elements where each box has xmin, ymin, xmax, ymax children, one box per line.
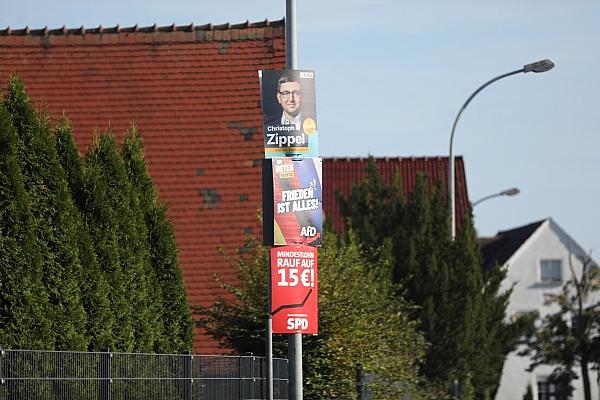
<box><xmin>1</xmin><ymin>0</ymin><xmax>599</xmax><ymax>254</ymax></box>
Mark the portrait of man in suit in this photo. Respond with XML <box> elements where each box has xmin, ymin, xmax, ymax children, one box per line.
<box><xmin>260</xmin><ymin>69</ymin><xmax>318</xmax><ymax>158</ymax></box>
<box><xmin>268</xmin><ymin>73</ymin><xmax>304</xmax><ymax>128</ymax></box>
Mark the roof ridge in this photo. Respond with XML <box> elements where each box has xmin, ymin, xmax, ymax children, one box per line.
<box><xmin>325</xmin><ymin>155</ymin><xmax>464</xmax><ymax>162</ymax></box>
<box><xmin>0</xmin><ymin>18</ymin><xmax>285</xmax><ymax>37</ymax></box>
<box><xmin>496</xmin><ymin>218</ymin><xmax>548</xmax><ymax>237</ymax></box>
<box><xmin>480</xmin><ymin>219</ymin><xmax>548</xmax><ymax>270</ymax></box>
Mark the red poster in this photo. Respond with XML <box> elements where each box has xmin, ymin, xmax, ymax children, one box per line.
<box><xmin>270</xmin><ymin>245</ymin><xmax>318</xmax><ymax>334</ymax></box>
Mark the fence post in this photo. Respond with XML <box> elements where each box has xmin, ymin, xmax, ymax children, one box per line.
<box><xmin>251</xmin><ymin>354</ymin><xmax>256</xmax><ymax>399</ymax></box>
<box><xmin>259</xmin><ymin>355</ymin><xmax>266</xmax><ymax>400</ymax></box>
<box><xmin>356</xmin><ymin>364</ymin><xmax>364</xmax><ymax>400</ymax></box>
<box><xmin>0</xmin><ymin>348</ymin><xmax>4</xmax><ymax>386</ymax></box>
<box><xmin>100</xmin><ymin>350</ymin><xmax>112</xmax><ymax>400</ymax></box>
<box><xmin>183</xmin><ymin>352</ymin><xmax>192</xmax><ymax>400</ymax></box>
<box><xmin>452</xmin><ymin>378</ymin><xmax>459</xmax><ymax>399</ymax></box>
<box><xmin>239</xmin><ymin>355</ymin><xmax>243</xmax><ymax>400</ymax></box>
<box><xmin>240</xmin><ymin>352</ymin><xmax>253</xmax><ymax>400</ymax></box>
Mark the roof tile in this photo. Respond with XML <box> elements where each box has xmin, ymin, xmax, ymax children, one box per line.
<box><xmin>322</xmin><ymin>157</ymin><xmax>469</xmax><ymax>234</ymax></box>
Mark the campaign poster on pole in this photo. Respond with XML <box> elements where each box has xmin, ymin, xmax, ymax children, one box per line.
<box><xmin>259</xmin><ymin>70</ymin><xmax>318</xmax><ymax>158</ymax></box>
<box><xmin>270</xmin><ymin>245</ymin><xmax>318</xmax><ymax>334</ymax></box>
<box><xmin>262</xmin><ymin>158</ymin><xmax>322</xmax><ymax>247</ymax></box>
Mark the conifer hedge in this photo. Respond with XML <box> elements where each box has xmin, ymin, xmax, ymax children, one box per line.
<box><xmin>122</xmin><ymin>129</ymin><xmax>193</xmax><ymax>353</ymax></box>
<box><xmin>0</xmin><ymin>95</ymin><xmax>53</xmax><ymax>349</ymax></box>
<box><xmin>0</xmin><ymin>76</ymin><xmax>192</xmax><ymax>352</ymax></box>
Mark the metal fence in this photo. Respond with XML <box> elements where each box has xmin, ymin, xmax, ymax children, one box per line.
<box><xmin>0</xmin><ymin>349</ymin><xmax>288</xmax><ymax>400</ymax></box>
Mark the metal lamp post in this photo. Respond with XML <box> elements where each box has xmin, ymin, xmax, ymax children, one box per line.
<box><xmin>449</xmin><ymin>59</ymin><xmax>554</xmax><ymax>239</ymax></box>
<box><xmin>285</xmin><ymin>2</ymin><xmax>303</xmax><ymax>400</ymax></box>
<box><xmin>472</xmin><ymin>187</ymin><xmax>520</xmax><ymax>207</ymax></box>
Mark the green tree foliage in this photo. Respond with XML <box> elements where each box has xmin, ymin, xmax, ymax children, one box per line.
<box><xmin>54</xmin><ymin>121</ymin><xmax>113</xmax><ymax>351</ymax></box>
<box><xmin>4</xmin><ymin>77</ymin><xmax>88</xmax><ymax>350</ymax></box>
<box><xmin>83</xmin><ymin>133</ymin><xmax>158</xmax><ymax>352</ymax></box>
<box><xmin>200</xmin><ymin>238</ymin><xmax>281</xmax><ymax>355</ymax></box>
<box><xmin>0</xmin><ymin>97</ymin><xmax>53</xmax><ymax>349</ymax></box>
<box><xmin>521</xmin><ymin>255</ymin><xmax>600</xmax><ymax>400</ymax></box>
<box><xmin>122</xmin><ymin>128</ymin><xmax>193</xmax><ymax>353</ymax></box>
<box><xmin>337</xmin><ymin>157</ymin><xmax>523</xmax><ymax>398</ymax></box>
<box><xmin>0</xmin><ymin>76</ymin><xmax>192</xmax><ymax>353</ymax></box>
<box><xmin>307</xmin><ymin>233</ymin><xmax>429</xmax><ymax>399</ymax></box>
<box><xmin>200</xmin><ymin>232</ymin><xmax>434</xmax><ymax>399</ymax></box>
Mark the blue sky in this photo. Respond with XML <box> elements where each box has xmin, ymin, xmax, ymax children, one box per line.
<box><xmin>2</xmin><ymin>0</ymin><xmax>599</xmax><ymax>254</ymax></box>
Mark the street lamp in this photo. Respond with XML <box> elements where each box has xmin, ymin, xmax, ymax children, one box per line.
<box><xmin>449</xmin><ymin>59</ymin><xmax>554</xmax><ymax>239</ymax></box>
<box><xmin>472</xmin><ymin>187</ymin><xmax>520</xmax><ymax>207</ymax></box>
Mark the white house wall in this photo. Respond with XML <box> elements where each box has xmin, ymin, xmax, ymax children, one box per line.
<box><xmin>495</xmin><ymin>219</ymin><xmax>598</xmax><ymax>400</ymax></box>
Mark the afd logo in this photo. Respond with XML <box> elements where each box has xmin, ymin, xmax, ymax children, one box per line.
<box><xmin>300</xmin><ymin>226</ymin><xmax>317</xmax><ymax>237</ymax></box>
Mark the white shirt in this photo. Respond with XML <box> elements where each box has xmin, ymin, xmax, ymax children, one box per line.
<box><xmin>281</xmin><ymin>112</ymin><xmax>302</xmax><ymax>130</ymax></box>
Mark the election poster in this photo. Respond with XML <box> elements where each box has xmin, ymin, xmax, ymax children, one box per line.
<box><xmin>270</xmin><ymin>245</ymin><xmax>318</xmax><ymax>335</ymax></box>
<box><xmin>258</xmin><ymin>69</ymin><xmax>318</xmax><ymax>158</ymax></box>
<box><xmin>263</xmin><ymin>158</ymin><xmax>322</xmax><ymax>247</ymax></box>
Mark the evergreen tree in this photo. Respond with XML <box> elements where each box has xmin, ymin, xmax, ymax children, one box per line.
<box><xmin>1</xmin><ymin>77</ymin><xmax>191</xmax><ymax>353</ymax></box>
<box><xmin>83</xmin><ymin>133</ymin><xmax>159</xmax><ymax>352</ymax></box>
<box><xmin>338</xmin><ymin>157</ymin><xmax>523</xmax><ymax>398</ymax></box>
<box><xmin>122</xmin><ymin>127</ymin><xmax>192</xmax><ymax>353</ymax></box>
<box><xmin>337</xmin><ymin>159</ymin><xmax>404</xmax><ymax>265</ymax></box>
<box><xmin>447</xmin><ymin>213</ymin><xmax>488</xmax><ymax>392</ymax></box>
<box><xmin>200</xmin><ymin>232</ymin><xmax>435</xmax><ymax>399</ymax></box>
<box><xmin>121</xmin><ymin>143</ymin><xmax>161</xmax><ymax>353</ymax></box>
<box><xmin>0</xmin><ymin>98</ymin><xmax>53</xmax><ymax>349</ymax></box>
<box><xmin>54</xmin><ymin>121</ymin><xmax>113</xmax><ymax>350</ymax></box>
<box><xmin>4</xmin><ymin>77</ymin><xmax>88</xmax><ymax>350</ymax></box>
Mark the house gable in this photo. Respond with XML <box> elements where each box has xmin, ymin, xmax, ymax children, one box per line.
<box><xmin>480</xmin><ymin>219</ymin><xmax>546</xmax><ymax>271</ymax></box>
<box><xmin>488</xmin><ymin>219</ymin><xmax>598</xmax><ymax>400</ymax></box>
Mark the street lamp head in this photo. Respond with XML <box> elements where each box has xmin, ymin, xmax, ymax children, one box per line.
<box><xmin>500</xmin><ymin>187</ymin><xmax>520</xmax><ymax>196</ymax></box>
<box><xmin>523</xmin><ymin>59</ymin><xmax>555</xmax><ymax>73</ymax></box>
<box><xmin>472</xmin><ymin>187</ymin><xmax>521</xmax><ymax>207</ymax></box>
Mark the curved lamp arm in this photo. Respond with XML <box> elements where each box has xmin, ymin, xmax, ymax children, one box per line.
<box><xmin>449</xmin><ymin>59</ymin><xmax>554</xmax><ymax>239</ymax></box>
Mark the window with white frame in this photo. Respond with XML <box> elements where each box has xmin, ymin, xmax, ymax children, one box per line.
<box><xmin>540</xmin><ymin>259</ymin><xmax>562</xmax><ymax>284</ymax></box>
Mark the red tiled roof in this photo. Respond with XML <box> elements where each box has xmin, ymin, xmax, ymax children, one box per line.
<box><xmin>322</xmin><ymin>157</ymin><xmax>469</xmax><ymax>234</ymax></box>
<box><xmin>0</xmin><ymin>20</ymin><xmax>286</xmax><ymax>355</ymax></box>
<box><xmin>0</xmin><ymin>22</ymin><xmax>471</xmax><ymax>355</ymax></box>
